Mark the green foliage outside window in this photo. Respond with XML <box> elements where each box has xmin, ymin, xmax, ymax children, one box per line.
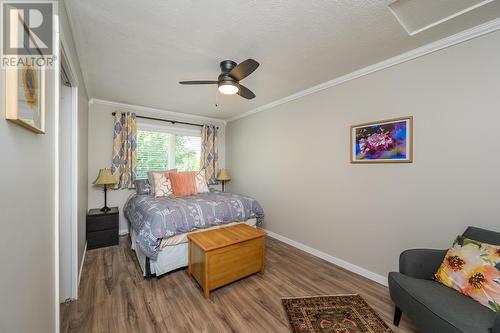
<box><xmin>136</xmin><ymin>131</ymin><xmax>170</xmax><ymax>179</ymax></box>
<box><xmin>175</xmin><ymin>135</ymin><xmax>201</xmax><ymax>172</ymax></box>
<box><xmin>136</xmin><ymin>130</ymin><xmax>201</xmax><ymax>179</ymax></box>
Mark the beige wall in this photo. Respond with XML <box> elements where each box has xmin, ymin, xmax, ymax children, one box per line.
<box><xmin>0</xmin><ymin>70</ymin><xmax>57</xmax><ymax>333</ymax></box>
<box><xmin>0</xmin><ymin>5</ymin><xmax>56</xmax><ymax>333</ymax></box>
<box><xmin>227</xmin><ymin>30</ymin><xmax>500</xmax><ymax>281</ymax></box>
<box><xmin>88</xmin><ymin>101</ymin><xmax>226</xmax><ymax>233</ymax></box>
<box><xmin>0</xmin><ymin>2</ymin><xmax>88</xmax><ymax>331</ymax></box>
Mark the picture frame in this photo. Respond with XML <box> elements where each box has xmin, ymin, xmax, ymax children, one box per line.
<box><xmin>4</xmin><ymin>10</ymin><xmax>46</xmax><ymax>134</ymax></box>
<box><xmin>350</xmin><ymin>116</ymin><xmax>413</xmax><ymax>163</ymax></box>
<box><xmin>5</xmin><ymin>63</ymin><xmax>46</xmax><ymax>134</ymax></box>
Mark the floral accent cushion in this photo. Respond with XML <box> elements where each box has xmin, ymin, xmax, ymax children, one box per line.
<box><xmin>195</xmin><ymin>169</ymin><xmax>209</xmax><ymax>193</ymax></box>
<box><xmin>152</xmin><ymin>172</ymin><xmax>174</xmax><ymax>198</ymax></box>
<box><xmin>434</xmin><ymin>236</ymin><xmax>500</xmax><ymax>312</ymax></box>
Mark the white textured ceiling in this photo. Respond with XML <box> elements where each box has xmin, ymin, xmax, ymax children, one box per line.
<box><xmin>65</xmin><ymin>0</ymin><xmax>500</xmax><ymax>119</ymax></box>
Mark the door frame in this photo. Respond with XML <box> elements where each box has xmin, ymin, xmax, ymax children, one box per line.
<box><xmin>59</xmin><ymin>39</ymin><xmax>80</xmax><ymax>300</ymax></box>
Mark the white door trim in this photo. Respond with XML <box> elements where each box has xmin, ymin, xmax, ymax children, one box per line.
<box><xmin>70</xmin><ymin>84</ymin><xmax>79</xmax><ymax>299</ymax></box>
<box><xmin>59</xmin><ymin>38</ymin><xmax>80</xmax><ymax>301</ymax></box>
<box><xmin>54</xmin><ymin>14</ymin><xmax>60</xmax><ymax>333</ymax></box>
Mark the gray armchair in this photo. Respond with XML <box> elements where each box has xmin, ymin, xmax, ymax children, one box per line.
<box><xmin>388</xmin><ymin>226</ymin><xmax>500</xmax><ymax>333</ymax></box>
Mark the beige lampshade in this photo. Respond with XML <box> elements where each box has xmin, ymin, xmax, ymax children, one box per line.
<box><xmin>216</xmin><ymin>169</ymin><xmax>231</xmax><ymax>181</ymax></box>
<box><xmin>93</xmin><ymin>168</ymin><xmax>116</xmax><ymax>186</ymax></box>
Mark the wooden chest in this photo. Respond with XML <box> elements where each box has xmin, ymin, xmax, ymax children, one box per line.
<box><xmin>187</xmin><ymin>224</ymin><xmax>266</xmax><ymax>298</ymax></box>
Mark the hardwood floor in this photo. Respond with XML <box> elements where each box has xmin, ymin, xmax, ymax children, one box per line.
<box><xmin>61</xmin><ymin>236</ymin><xmax>420</xmax><ymax>333</ymax></box>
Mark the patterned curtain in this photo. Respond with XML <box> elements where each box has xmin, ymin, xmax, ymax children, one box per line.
<box><xmin>111</xmin><ymin>112</ymin><xmax>137</xmax><ymax>189</ymax></box>
<box><xmin>200</xmin><ymin>125</ymin><xmax>218</xmax><ymax>185</ymax></box>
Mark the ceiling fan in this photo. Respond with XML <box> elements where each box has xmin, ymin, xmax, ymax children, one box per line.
<box><xmin>179</xmin><ymin>59</ymin><xmax>259</xmax><ymax>99</ymax></box>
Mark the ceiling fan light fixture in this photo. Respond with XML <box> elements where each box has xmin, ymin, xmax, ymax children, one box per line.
<box><xmin>218</xmin><ymin>81</ymin><xmax>239</xmax><ymax>95</ymax></box>
<box><xmin>180</xmin><ymin>59</ymin><xmax>258</xmax><ymax>99</ymax></box>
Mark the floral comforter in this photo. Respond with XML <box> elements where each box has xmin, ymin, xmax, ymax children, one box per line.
<box><xmin>124</xmin><ymin>190</ymin><xmax>264</xmax><ymax>260</ymax></box>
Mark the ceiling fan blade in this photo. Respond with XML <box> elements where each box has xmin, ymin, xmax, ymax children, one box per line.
<box><xmin>238</xmin><ymin>84</ymin><xmax>256</xmax><ymax>99</ymax></box>
<box><xmin>229</xmin><ymin>59</ymin><xmax>259</xmax><ymax>81</ymax></box>
<box><xmin>179</xmin><ymin>80</ymin><xmax>218</xmax><ymax>85</ymax></box>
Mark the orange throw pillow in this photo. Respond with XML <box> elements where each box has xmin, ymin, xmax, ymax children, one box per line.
<box><xmin>169</xmin><ymin>172</ymin><xmax>198</xmax><ymax>197</ymax></box>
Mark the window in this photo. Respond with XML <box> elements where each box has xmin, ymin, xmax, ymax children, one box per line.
<box><xmin>136</xmin><ymin>124</ymin><xmax>202</xmax><ymax>179</ymax></box>
<box><xmin>175</xmin><ymin>135</ymin><xmax>202</xmax><ymax>172</ymax></box>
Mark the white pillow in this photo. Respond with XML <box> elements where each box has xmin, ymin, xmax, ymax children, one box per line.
<box><xmin>151</xmin><ymin>172</ymin><xmax>174</xmax><ymax>197</ymax></box>
<box><xmin>195</xmin><ymin>169</ymin><xmax>209</xmax><ymax>193</ymax></box>
<box><xmin>147</xmin><ymin>169</ymin><xmax>176</xmax><ymax>193</ymax></box>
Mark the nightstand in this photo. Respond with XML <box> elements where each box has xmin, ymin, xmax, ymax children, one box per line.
<box><xmin>86</xmin><ymin>207</ymin><xmax>119</xmax><ymax>250</ymax></box>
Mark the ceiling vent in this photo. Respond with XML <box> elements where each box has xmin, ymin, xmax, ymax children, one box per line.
<box><xmin>389</xmin><ymin>0</ymin><xmax>494</xmax><ymax>35</ymax></box>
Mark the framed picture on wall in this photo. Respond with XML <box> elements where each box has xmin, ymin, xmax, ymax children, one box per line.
<box><xmin>5</xmin><ymin>61</ymin><xmax>46</xmax><ymax>134</ymax></box>
<box><xmin>4</xmin><ymin>11</ymin><xmax>46</xmax><ymax>134</ymax></box>
<box><xmin>350</xmin><ymin>116</ymin><xmax>413</xmax><ymax>163</ymax></box>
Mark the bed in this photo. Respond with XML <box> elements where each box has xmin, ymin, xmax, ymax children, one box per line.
<box><xmin>124</xmin><ymin>190</ymin><xmax>264</xmax><ymax>277</ymax></box>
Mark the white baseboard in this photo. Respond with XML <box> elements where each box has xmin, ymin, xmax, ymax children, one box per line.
<box><xmin>264</xmin><ymin>229</ymin><xmax>388</xmax><ymax>286</ymax></box>
<box><xmin>78</xmin><ymin>242</ymin><xmax>87</xmax><ymax>287</ymax></box>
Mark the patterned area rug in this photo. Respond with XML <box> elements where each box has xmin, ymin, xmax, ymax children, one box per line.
<box><xmin>282</xmin><ymin>294</ymin><xmax>392</xmax><ymax>333</ymax></box>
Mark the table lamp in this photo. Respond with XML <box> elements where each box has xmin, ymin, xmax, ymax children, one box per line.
<box><xmin>93</xmin><ymin>168</ymin><xmax>116</xmax><ymax>212</ymax></box>
<box><xmin>216</xmin><ymin>169</ymin><xmax>231</xmax><ymax>192</ymax></box>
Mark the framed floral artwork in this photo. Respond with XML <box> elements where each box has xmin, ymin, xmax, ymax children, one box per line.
<box><xmin>350</xmin><ymin>116</ymin><xmax>413</xmax><ymax>163</ymax></box>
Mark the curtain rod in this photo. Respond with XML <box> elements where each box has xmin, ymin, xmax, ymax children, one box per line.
<box><xmin>111</xmin><ymin>112</ymin><xmax>219</xmax><ymax>129</ymax></box>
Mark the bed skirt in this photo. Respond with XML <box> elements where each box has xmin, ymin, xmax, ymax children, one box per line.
<box><xmin>130</xmin><ymin>218</ymin><xmax>257</xmax><ymax>277</ymax></box>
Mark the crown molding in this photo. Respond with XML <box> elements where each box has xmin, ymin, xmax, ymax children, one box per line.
<box><xmin>89</xmin><ymin>98</ymin><xmax>227</xmax><ymax>125</ymax></box>
<box><xmin>389</xmin><ymin>0</ymin><xmax>494</xmax><ymax>36</ymax></box>
<box><xmin>228</xmin><ymin>17</ymin><xmax>500</xmax><ymax>123</ymax></box>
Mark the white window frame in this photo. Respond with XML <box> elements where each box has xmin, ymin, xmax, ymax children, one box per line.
<box><xmin>138</xmin><ymin>122</ymin><xmax>202</xmax><ymax>137</ymax></box>
<box><xmin>136</xmin><ymin>121</ymin><xmax>202</xmax><ymax>172</ymax></box>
